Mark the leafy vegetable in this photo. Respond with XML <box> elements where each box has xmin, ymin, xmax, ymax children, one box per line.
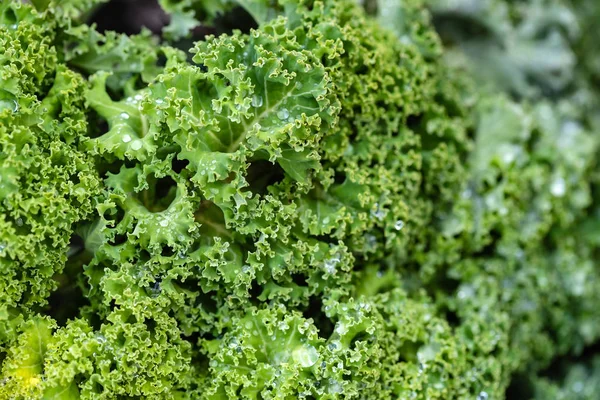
<box><xmin>0</xmin><ymin>0</ymin><xmax>599</xmax><ymax>398</ymax></box>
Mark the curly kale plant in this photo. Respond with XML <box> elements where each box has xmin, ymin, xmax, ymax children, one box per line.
<box><xmin>0</xmin><ymin>0</ymin><xmax>599</xmax><ymax>398</ymax></box>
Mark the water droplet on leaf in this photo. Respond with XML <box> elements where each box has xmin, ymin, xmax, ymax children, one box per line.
<box><xmin>131</xmin><ymin>140</ymin><xmax>143</xmax><ymax>150</ymax></box>
<box><xmin>277</xmin><ymin>108</ymin><xmax>290</xmax><ymax>120</ymax></box>
<box><xmin>251</xmin><ymin>95</ymin><xmax>263</xmax><ymax>108</ymax></box>
<box><xmin>0</xmin><ymin>91</ymin><xmax>18</xmax><ymax>113</ymax></box>
<box><xmin>550</xmin><ymin>176</ymin><xmax>566</xmax><ymax>197</ymax></box>
<box><xmin>394</xmin><ymin>220</ymin><xmax>404</xmax><ymax>230</ymax></box>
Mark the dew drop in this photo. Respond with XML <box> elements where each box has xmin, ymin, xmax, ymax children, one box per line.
<box><xmin>278</xmin><ymin>321</ymin><xmax>289</xmax><ymax>331</ymax></box>
<box><xmin>131</xmin><ymin>140</ymin><xmax>143</xmax><ymax>151</ymax></box>
<box><xmin>120</xmin><ymin>112</ymin><xmax>130</xmax><ymax>120</ymax></box>
<box><xmin>364</xmin><ymin>234</ymin><xmax>377</xmax><ymax>249</ymax></box>
<box><xmin>159</xmin><ymin>219</ymin><xmax>169</xmax><ymax>227</ymax></box>
<box><xmin>251</xmin><ymin>95</ymin><xmax>263</xmax><ymax>108</ymax></box>
<box><xmin>323</xmin><ymin>256</ymin><xmax>339</xmax><ymax>275</ymax></box>
<box><xmin>477</xmin><ymin>391</ymin><xmax>488</xmax><ymax>400</ymax></box>
<box><xmin>122</xmin><ymin>134</ymin><xmax>132</xmax><ymax>143</ymax></box>
<box><xmin>370</xmin><ymin>203</ymin><xmax>386</xmax><ymax>220</ymax></box>
<box><xmin>0</xmin><ymin>98</ymin><xmax>18</xmax><ymax>113</ymax></box>
<box><xmin>328</xmin><ymin>379</ymin><xmax>342</xmax><ymax>394</ymax></box>
<box><xmin>394</xmin><ymin>220</ymin><xmax>404</xmax><ymax>231</ymax></box>
<box><xmin>457</xmin><ymin>285</ymin><xmax>474</xmax><ymax>300</ymax></box>
<box><xmin>16</xmin><ymin>218</ymin><xmax>23</xmax><ymax>227</ymax></box>
<box><xmin>150</xmin><ymin>281</ymin><xmax>161</xmax><ymax>297</ymax></box>
<box><xmin>550</xmin><ymin>176</ymin><xmax>566</xmax><ymax>197</ymax></box>
<box><xmin>277</xmin><ymin>108</ymin><xmax>290</xmax><ymax>120</ymax></box>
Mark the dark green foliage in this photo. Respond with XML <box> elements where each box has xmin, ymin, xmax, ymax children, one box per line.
<box><xmin>0</xmin><ymin>0</ymin><xmax>598</xmax><ymax>398</ymax></box>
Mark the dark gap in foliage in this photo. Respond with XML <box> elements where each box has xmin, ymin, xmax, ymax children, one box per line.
<box><xmin>505</xmin><ymin>372</ymin><xmax>535</xmax><ymax>400</ymax></box>
<box><xmin>431</xmin><ymin>12</ymin><xmax>498</xmax><ymax>47</ymax></box>
<box><xmin>8</xmin><ymin>214</ymin><xmax>30</xmax><ymax>236</ymax></box>
<box><xmin>196</xmin><ymin>291</ymin><xmax>218</xmax><ymax>314</ymax></box>
<box><xmin>47</xmin><ymin>237</ymin><xmax>93</xmax><ymax>326</ymax></box>
<box><xmin>172</xmin><ymin>275</ymin><xmax>197</xmax><ymax>293</ymax></box>
<box><xmin>303</xmin><ymin>296</ymin><xmax>334</xmax><ymax>339</ymax></box>
<box><xmin>349</xmin><ymin>331</ymin><xmax>369</xmax><ymax>350</ymax></box>
<box><xmin>435</xmin><ymin>93</ymin><xmax>464</xmax><ymax>119</ymax></box>
<box><xmin>333</xmin><ymin>171</ymin><xmax>346</xmax><ymax>185</ymax></box>
<box><xmin>133</xmin><ymin>75</ymin><xmax>148</xmax><ymax>91</ymax></box>
<box><xmin>249</xmin><ymin>280</ymin><xmax>263</xmax><ymax>303</ymax></box>
<box><xmin>46</xmin><ymin>279</ymin><xmax>89</xmax><ymax>326</ymax></box>
<box><xmin>138</xmin><ymin>249</ymin><xmax>152</xmax><ymax>263</ymax></box>
<box><xmin>91</xmin><ymin>379</ymin><xmax>104</xmax><ymax>395</ymax></box>
<box><xmin>108</xmin><ymin>360</ymin><xmax>117</xmax><ymax>372</ymax></box>
<box><xmin>108</xmin><ymin>233</ymin><xmax>128</xmax><ymax>246</ymax></box>
<box><xmin>138</xmin><ymin>174</ymin><xmax>177</xmax><ymax>212</ymax></box>
<box><xmin>68</xmin><ymin>234</ymin><xmax>85</xmax><ymax>257</ymax></box>
<box><xmin>156</xmin><ymin>53</ymin><xmax>167</xmax><ymax>68</ymax></box>
<box><xmin>291</xmin><ymin>273</ymin><xmax>308</xmax><ymax>287</ymax></box>
<box><xmin>213</xmin><ymin>6</ymin><xmax>258</xmax><ymax>36</ymax></box>
<box><xmin>406</xmin><ymin>113</ymin><xmax>424</xmax><ymax>133</ymax></box>
<box><xmin>397</xmin><ymin>339</ymin><xmax>424</xmax><ymax>364</ymax></box>
<box><xmin>161</xmin><ymin>245</ymin><xmax>174</xmax><ymax>257</ymax></box>
<box><xmin>362</xmin><ymin>0</ymin><xmax>377</xmax><ymax>16</ymax></box>
<box><xmin>116</xmin><ymin>330</ymin><xmax>126</xmax><ymax>346</ymax></box>
<box><xmin>168</xmin><ymin>7</ymin><xmax>255</xmax><ymax>63</ymax></box>
<box><xmin>90</xmin><ymin>0</ymin><xmax>170</xmax><ymax>36</ymax></box>
<box><xmin>103</xmin><ymin>205</ymin><xmax>126</xmax><ymax>227</ymax></box>
<box><xmin>144</xmin><ymin>317</ymin><xmax>157</xmax><ymax>333</ymax></box>
<box><xmin>443</xmin><ymin>307</ymin><xmax>461</xmax><ymax>328</ymax></box>
<box><xmin>3</xmin><ymin>7</ymin><xmax>17</xmax><ymax>25</ymax></box>
<box><xmin>312</xmin><ymin>233</ymin><xmax>338</xmax><ymax>246</ymax></box>
<box><xmin>195</xmin><ymin>200</ymin><xmax>231</xmax><ymax>239</ymax></box>
<box><xmin>245</xmin><ymin>159</ymin><xmax>286</xmax><ymax>195</ymax></box>
<box><xmin>186</xmin><ymin>332</ymin><xmax>210</xmax><ymax>369</ymax></box>
<box><xmin>87</xmin><ymin>109</ymin><xmax>109</xmax><ymax>139</ymax></box>
<box><xmin>171</xmin><ymin>156</ymin><xmax>190</xmax><ymax>174</ymax></box>
<box><xmin>126</xmin><ymin>313</ymin><xmax>137</xmax><ymax>324</ymax></box>
<box><xmin>183</xmin><ymin>331</ymin><xmax>202</xmax><ymax>347</ymax></box>
<box><xmin>87</xmin><ymin>311</ymin><xmax>103</xmax><ymax>331</ymax></box>
<box><xmin>147</xmin><ymin>278</ymin><xmax>162</xmax><ymax>297</ymax></box>
<box><xmin>105</xmin><ymin>87</ymin><xmax>124</xmax><ymax>102</ymax></box>
<box><xmin>97</xmin><ymin>159</ymin><xmax>138</xmax><ymax>180</ymax></box>
<box><xmin>354</xmin><ymin>64</ymin><xmax>369</xmax><ymax>76</ymax></box>
<box><xmin>537</xmin><ymin>339</ymin><xmax>600</xmax><ymax>382</ymax></box>
<box><xmin>421</xmin><ymin>267</ymin><xmax>461</xmax><ymax>300</ymax></box>
<box><xmin>474</xmin><ymin>228</ymin><xmax>503</xmax><ymax>258</ymax></box>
